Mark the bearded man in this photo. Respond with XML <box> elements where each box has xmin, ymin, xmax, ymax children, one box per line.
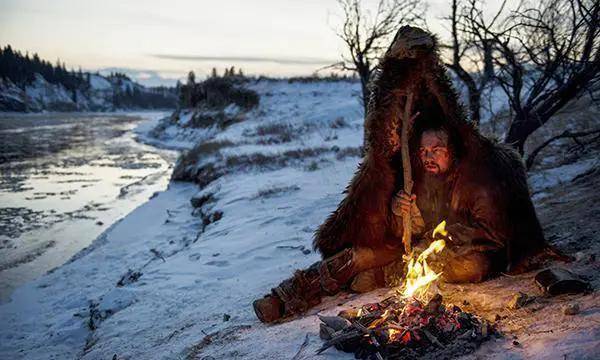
<box><xmin>253</xmin><ymin>26</ymin><xmax>564</xmax><ymax>323</ymax></box>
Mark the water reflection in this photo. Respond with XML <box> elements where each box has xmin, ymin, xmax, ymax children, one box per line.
<box><xmin>0</xmin><ymin>112</ymin><xmax>177</xmax><ymax>301</ymax></box>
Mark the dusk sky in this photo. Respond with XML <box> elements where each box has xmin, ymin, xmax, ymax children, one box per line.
<box><xmin>0</xmin><ymin>0</ymin><xmax>510</xmax><ymax>86</ymax></box>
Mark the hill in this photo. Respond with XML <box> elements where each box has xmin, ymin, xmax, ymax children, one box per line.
<box><xmin>0</xmin><ymin>45</ymin><xmax>177</xmax><ymax>112</ymax></box>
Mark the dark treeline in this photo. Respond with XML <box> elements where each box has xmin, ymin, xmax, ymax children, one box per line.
<box><xmin>0</xmin><ymin>45</ymin><xmax>178</xmax><ymax>110</ymax></box>
<box><xmin>108</xmin><ymin>72</ymin><xmax>176</xmax><ymax>108</ymax></box>
<box><xmin>112</xmin><ymin>84</ymin><xmax>177</xmax><ymax>109</ymax></box>
<box><xmin>175</xmin><ymin>66</ymin><xmax>355</xmax><ymax>110</ymax></box>
<box><xmin>177</xmin><ymin>67</ymin><xmax>259</xmax><ymax>110</ymax></box>
<box><xmin>0</xmin><ymin>45</ymin><xmax>89</xmax><ymax>91</ymax></box>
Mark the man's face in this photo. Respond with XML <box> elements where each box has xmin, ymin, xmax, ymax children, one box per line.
<box><xmin>418</xmin><ymin>129</ymin><xmax>452</xmax><ymax>175</ymax></box>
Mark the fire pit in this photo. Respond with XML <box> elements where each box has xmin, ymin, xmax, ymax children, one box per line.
<box><xmin>318</xmin><ymin>294</ymin><xmax>492</xmax><ymax>359</ymax></box>
<box><xmin>318</xmin><ymin>221</ymin><xmax>494</xmax><ymax>359</ymax></box>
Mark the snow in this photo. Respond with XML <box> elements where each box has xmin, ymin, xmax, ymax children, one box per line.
<box><xmin>0</xmin><ymin>72</ymin><xmax>173</xmax><ymax>112</ymax></box>
<box><xmin>89</xmin><ymin>74</ymin><xmax>112</xmax><ymax>91</ymax></box>
<box><xmin>0</xmin><ymin>79</ymin><xmax>598</xmax><ymax>359</ymax></box>
<box><xmin>529</xmin><ymin>158</ymin><xmax>598</xmax><ymax>200</ymax></box>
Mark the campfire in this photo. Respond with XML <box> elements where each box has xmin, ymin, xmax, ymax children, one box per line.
<box><xmin>318</xmin><ymin>221</ymin><xmax>493</xmax><ymax>359</ymax></box>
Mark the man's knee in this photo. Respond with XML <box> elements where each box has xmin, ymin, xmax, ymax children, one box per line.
<box><xmin>352</xmin><ymin>245</ymin><xmax>403</xmax><ymax>272</ymax></box>
<box><xmin>441</xmin><ymin>252</ymin><xmax>494</xmax><ymax>283</ymax></box>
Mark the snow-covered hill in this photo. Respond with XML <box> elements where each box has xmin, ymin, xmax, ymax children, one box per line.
<box><xmin>0</xmin><ymin>79</ymin><xmax>597</xmax><ymax>359</ymax></box>
<box><xmin>0</xmin><ymin>73</ymin><xmax>176</xmax><ymax>112</ymax></box>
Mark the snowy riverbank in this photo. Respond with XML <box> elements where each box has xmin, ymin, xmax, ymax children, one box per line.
<box><xmin>0</xmin><ymin>80</ymin><xmax>597</xmax><ymax>359</ymax></box>
<box><xmin>0</xmin><ymin>111</ymin><xmax>177</xmax><ymax>302</ymax></box>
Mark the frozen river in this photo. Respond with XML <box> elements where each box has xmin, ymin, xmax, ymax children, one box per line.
<box><xmin>0</xmin><ymin>112</ymin><xmax>177</xmax><ymax>302</ymax></box>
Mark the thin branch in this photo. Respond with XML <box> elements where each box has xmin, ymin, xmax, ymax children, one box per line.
<box><xmin>526</xmin><ymin>128</ymin><xmax>600</xmax><ymax>169</ymax></box>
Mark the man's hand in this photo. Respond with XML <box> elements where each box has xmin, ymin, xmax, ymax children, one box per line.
<box><xmin>391</xmin><ymin>191</ymin><xmax>415</xmax><ymax>217</ymax></box>
<box><xmin>391</xmin><ymin>191</ymin><xmax>425</xmax><ymax>234</ymax></box>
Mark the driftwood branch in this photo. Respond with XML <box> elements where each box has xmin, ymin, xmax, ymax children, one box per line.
<box><xmin>400</xmin><ymin>90</ymin><xmax>418</xmax><ymax>254</ymax></box>
<box><xmin>292</xmin><ymin>333</ymin><xmax>310</xmax><ymax>360</ymax></box>
<box><xmin>526</xmin><ymin>128</ymin><xmax>600</xmax><ymax>170</ymax></box>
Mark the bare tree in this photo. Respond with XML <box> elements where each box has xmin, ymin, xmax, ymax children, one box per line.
<box><xmin>334</xmin><ymin>0</ymin><xmax>426</xmax><ymax>114</ymax></box>
<box><xmin>441</xmin><ymin>0</ymin><xmax>502</xmax><ymax>125</ymax></box>
<box><xmin>463</xmin><ymin>0</ymin><xmax>600</xmax><ymax>154</ymax></box>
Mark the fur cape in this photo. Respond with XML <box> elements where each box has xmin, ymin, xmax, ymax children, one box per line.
<box><xmin>313</xmin><ymin>26</ymin><xmax>547</xmax><ymax>272</ymax></box>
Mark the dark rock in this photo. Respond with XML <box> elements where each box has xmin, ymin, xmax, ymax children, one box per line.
<box><xmin>116</xmin><ymin>269</ymin><xmax>142</xmax><ymax>287</ymax></box>
<box><xmin>319</xmin><ymin>323</ymin><xmax>335</xmax><ymax>340</ymax></box>
<box><xmin>563</xmin><ymin>303</ymin><xmax>580</xmax><ymax>315</ymax></box>
<box><xmin>190</xmin><ymin>193</ymin><xmax>215</xmax><ymax>208</ymax></box>
<box><xmin>535</xmin><ymin>268</ymin><xmax>591</xmax><ymax>295</ymax></box>
<box><xmin>223</xmin><ymin>313</ymin><xmax>230</xmax><ymax>321</ymax></box>
<box><xmin>507</xmin><ymin>292</ymin><xmax>534</xmax><ymax>310</ymax></box>
<box><xmin>318</xmin><ymin>315</ymin><xmax>351</xmax><ymax>331</ymax></box>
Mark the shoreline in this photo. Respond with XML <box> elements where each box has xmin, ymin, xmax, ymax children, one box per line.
<box><xmin>0</xmin><ymin>111</ymin><xmax>178</xmax><ymax>303</ymax></box>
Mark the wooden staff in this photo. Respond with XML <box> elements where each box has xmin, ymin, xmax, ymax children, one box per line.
<box><xmin>400</xmin><ymin>90</ymin><xmax>419</xmax><ymax>254</ymax></box>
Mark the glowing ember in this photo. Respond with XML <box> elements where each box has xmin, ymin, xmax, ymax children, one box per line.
<box><xmin>318</xmin><ymin>222</ymin><xmax>492</xmax><ymax>358</ymax></box>
<box><xmin>401</xmin><ymin>220</ymin><xmax>447</xmax><ymax>299</ymax></box>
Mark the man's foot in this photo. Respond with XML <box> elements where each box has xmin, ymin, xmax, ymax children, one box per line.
<box><xmin>253</xmin><ymin>294</ymin><xmax>284</xmax><ymax>323</ymax></box>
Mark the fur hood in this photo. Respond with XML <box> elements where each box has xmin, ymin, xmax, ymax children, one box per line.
<box><xmin>313</xmin><ymin>26</ymin><xmax>546</xmax><ymax>270</ymax></box>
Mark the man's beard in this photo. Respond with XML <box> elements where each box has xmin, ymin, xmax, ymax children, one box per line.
<box><xmin>421</xmin><ymin>170</ymin><xmax>449</xmax><ymax>191</ymax></box>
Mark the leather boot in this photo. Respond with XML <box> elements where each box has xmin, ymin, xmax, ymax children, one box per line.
<box><xmin>253</xmin><ymin>248</ymin><xmax>356</xmax><ymax>323</ymax></box>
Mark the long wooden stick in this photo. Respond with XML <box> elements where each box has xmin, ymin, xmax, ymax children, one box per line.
<box><xmin>400</xmin><ymin>90</ymin><xmax>417</xmax><ymax>254</ymax></box>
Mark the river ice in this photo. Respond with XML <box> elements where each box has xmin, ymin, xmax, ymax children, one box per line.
<box><xmin>0</xmin><ymin>112</ymin><xmax>177</xmax><ymax>301</ymax></box>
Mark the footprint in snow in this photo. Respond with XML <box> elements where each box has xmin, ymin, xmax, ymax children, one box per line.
<box><xmin>188</xmin><ymin>253</ymin><xmax>201</xmax><ymax>261</ymax></box>
<box><xmin>204</xmin><ymin>260</ymin><xmax>229</xmax><ymax>267</ymax></box>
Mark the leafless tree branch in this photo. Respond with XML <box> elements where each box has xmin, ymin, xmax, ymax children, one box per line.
<box><xmin>333</xmin><ymin>0</ymin><xmax>427</xmax><ymax>114</ymax></box>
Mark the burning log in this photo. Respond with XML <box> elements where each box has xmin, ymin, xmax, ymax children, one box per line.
<box><xmin>318</xmin><ymin>294</ymin><xmax>493</xmax><ymax>359</ymax></box>
<box><xmin>317</xmin><ymin>223</ymin><xmax>493</xmax><ymax>359</ymax></box>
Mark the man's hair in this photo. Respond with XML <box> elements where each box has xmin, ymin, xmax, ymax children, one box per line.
<box><xmin>413</xmin><ymin>120</ymin><xmax>462</xmax><ymax>160</ymax></box>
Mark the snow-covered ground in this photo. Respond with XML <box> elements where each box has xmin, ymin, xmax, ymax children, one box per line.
<box><xmin>0</xmin><ymin>79</ymin><xmax>597</xmax><ymax>359</ymax></box>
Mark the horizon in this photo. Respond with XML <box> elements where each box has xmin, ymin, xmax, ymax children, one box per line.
<box><xmin>1</xmin><ymin>0</ymin><xmax>512</xmax><ymax>86</ymax></box>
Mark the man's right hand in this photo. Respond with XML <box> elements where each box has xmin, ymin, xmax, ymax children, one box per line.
<box><xmin>391</xmin><ymin>191</ymin><xmax>425</xmax><ymax>234</ymax></box>
<box><xmin>391</xmin><ymin>191</ymin><xmax>416</xmax><ymax>218</ymax></box>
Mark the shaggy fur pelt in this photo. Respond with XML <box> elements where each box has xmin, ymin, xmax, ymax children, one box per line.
<box><xmin>312</xmin><ymin>26</ymin><xmax>547</xmax><ymax>272</ymax></box>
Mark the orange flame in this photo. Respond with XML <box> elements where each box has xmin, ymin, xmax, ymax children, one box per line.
<box><xmin>400</xmin><ymin>221</ymin><xmax>447</xmax><ymax>299</ymax></box>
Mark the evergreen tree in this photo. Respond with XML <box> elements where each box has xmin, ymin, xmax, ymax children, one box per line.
<box><xmin>187</xmin><ymin>70</ymin><xmax>196</xmax><ymax>85</ymax></box>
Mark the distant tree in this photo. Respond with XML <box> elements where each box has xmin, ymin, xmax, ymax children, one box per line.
<box><xmin>461</xmin><ymin>0</ymin><xmax>600</xmax><ymax>154</ymax></box>
<box><xmin>237</xmin><ymin>68</ymin><xmax>244</xmax><ymax>77</ymax></box>
<box><xmin>439</xmin><ymin>0</ymin><xmax>497</xmax><ymax>125</ymax></box>
<box><xmin>0</xmin><ymin>45</ymin><xmax>87</xmax><ymax>91</ymax></box>
<box><xmin>334</xmin><ymin>0</ymin><xmax>427</xmax><ymax>114</ymax></box>
<box><xmin>187</xmin><ymin>70</ymin><xmax>196</xmax><ymax>86</ymax></box>
<box><xmin>211</xmin><ymin>67</ymin><xmax>218</xmax><ymax>78</ymax></box>
<box><xmin>181</xmin><ymin>71</ymin><xmax>197</xmax><ymax>107</ymax></box>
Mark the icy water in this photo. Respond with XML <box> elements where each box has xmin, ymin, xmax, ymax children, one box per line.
<box><xmin>0</xmin><ymin>112</ymin><xmax>177</xmax><ymax>302</ymax></box>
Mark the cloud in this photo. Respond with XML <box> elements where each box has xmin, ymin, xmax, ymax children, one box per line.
<box><xmin>151</xmin><ymin>54</ymin><xmax>338</xmax><ymax>66</ymax></box>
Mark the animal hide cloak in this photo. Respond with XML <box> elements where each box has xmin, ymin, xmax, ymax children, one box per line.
<box><xmin>312</xmin><ymin>26</ymin><xmax>547</xmax><ymax>272</ymax></box>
